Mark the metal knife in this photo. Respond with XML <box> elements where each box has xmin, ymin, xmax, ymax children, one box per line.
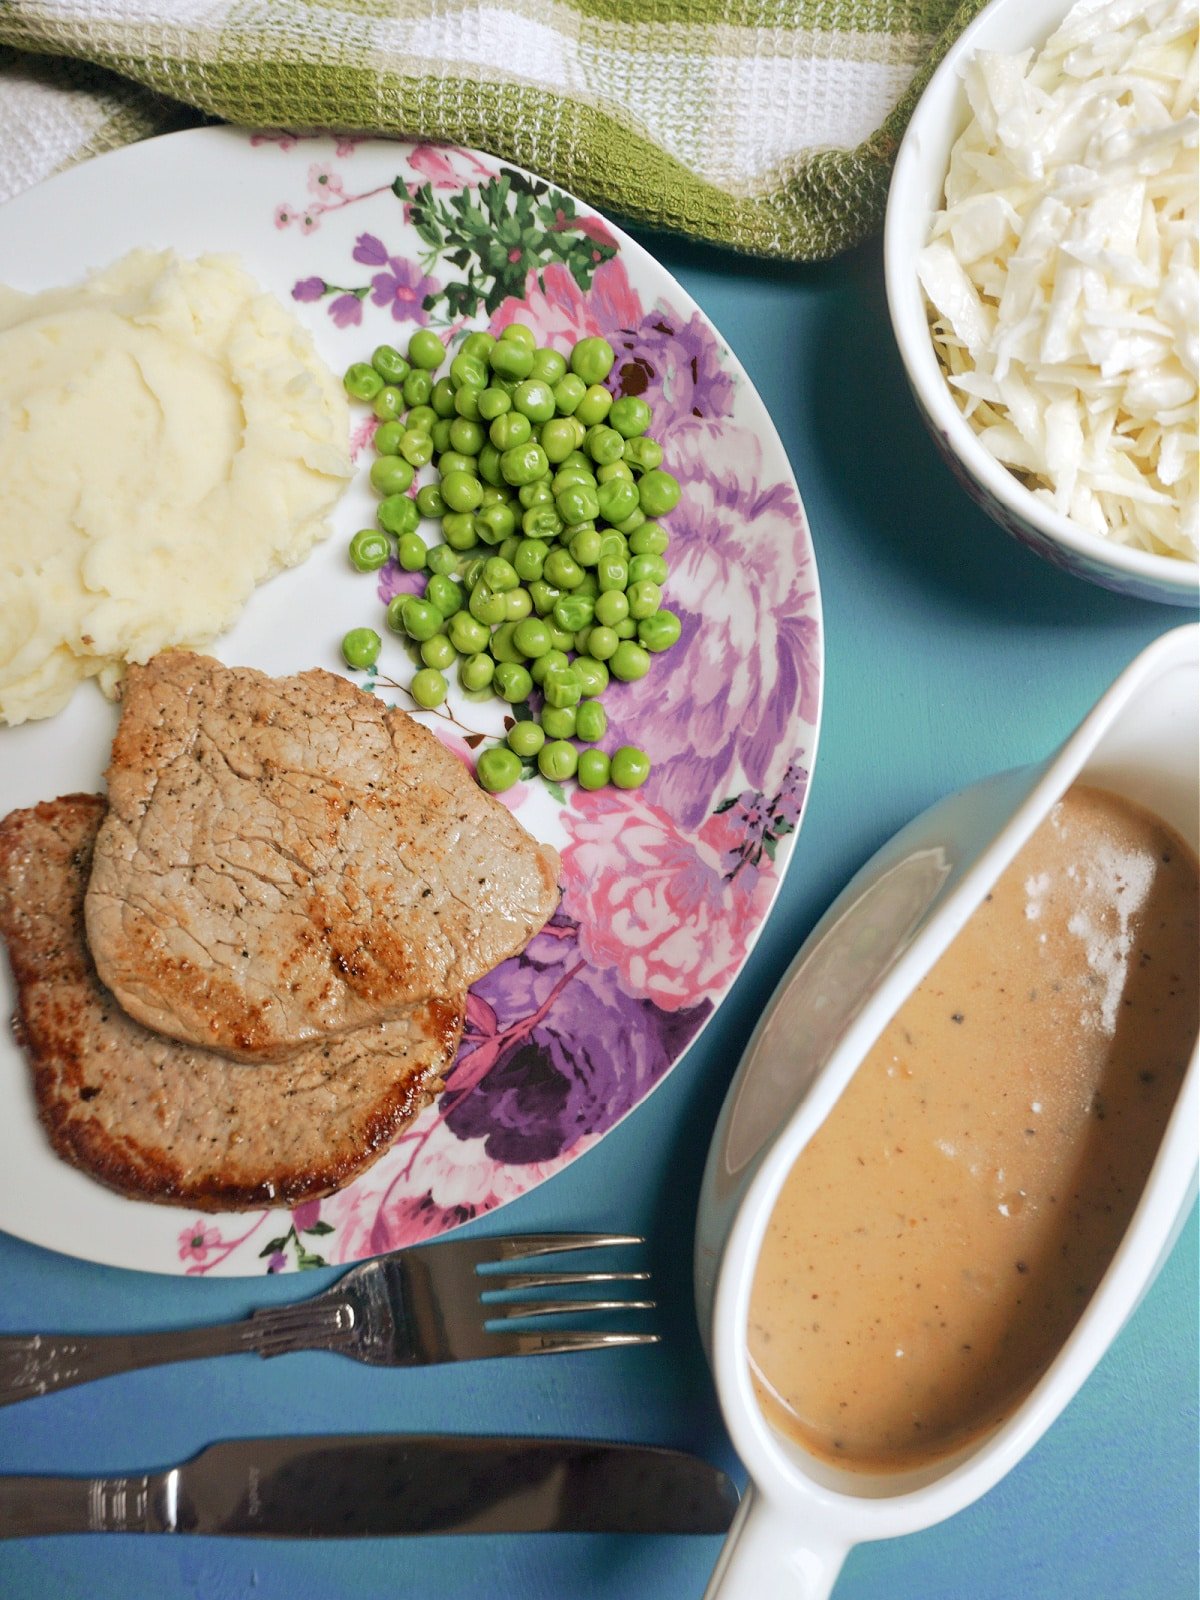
<box><xmin>0</xmin><ymin>1434</ymin><xmax>739</xmax><ymax>1539</ymax></box>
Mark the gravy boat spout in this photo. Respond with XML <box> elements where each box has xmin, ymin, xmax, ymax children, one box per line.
<box><xmin>695</xmin><ymin>624</ymin><xmax>1199</xmax><ymax>1599</ymax></box>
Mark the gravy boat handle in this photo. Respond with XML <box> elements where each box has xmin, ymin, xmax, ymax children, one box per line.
<box><xmin>702</xmin><ymin>1485</ymin><xmax>846</xmax><ymax>1600</ymax></box>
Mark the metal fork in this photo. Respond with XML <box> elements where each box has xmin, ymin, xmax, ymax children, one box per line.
<box><xmin>0</xmin><ymin>1233</ymin><xmax>657</xmax><ymax>1407</ymax></box>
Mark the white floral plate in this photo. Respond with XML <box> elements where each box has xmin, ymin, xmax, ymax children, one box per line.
<box><xmin>0</xmin><ymin>128</ymin><xmax>822</xmax><ymax>1275</ymax></box>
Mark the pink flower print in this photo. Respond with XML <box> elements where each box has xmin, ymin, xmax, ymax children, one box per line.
<box><xmin>274</xmin><ymin>203</ymin><xmax>293</xmax><ymax>230</ymax></box>
<box><xmin>178</xmin><ymin>1222</ymin><xmax>222</xmax><ymax>1263</ymax></box>
<box><xmin>559</xmin><ymin>789</ymin><xmax>775</xmax><ymax>1011</ymax></box>
<box><xmin>291</xmin><ymin>1199</ymin><xmax>322</xmax><ymax>1232</ymax></box>
<box><xmin>489</xmin><ymin>257</ymin><xmax>644</xmax><ymax>353</ymax></box>
<box><xmin>548</xmin><ymin>208</ymin><xmax>618</xmax><ymax>251</ymax></box>
<box><xmin>308</xmin><ymin>162</ymin><xmax>344</xmax><ymax>197</ymax></box>
<box><xmin>409</xmin><ymin>143</ymin><xmax>494</xmax><ymax>189</ymax></box>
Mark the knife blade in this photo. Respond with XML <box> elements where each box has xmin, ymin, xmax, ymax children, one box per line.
<box><xmin>0</xmin><ymin>1435</ymin><xmax>739</xmax><ymax>1539</ymax></box>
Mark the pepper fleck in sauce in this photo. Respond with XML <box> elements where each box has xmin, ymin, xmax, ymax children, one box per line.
<box><xmin>748</xmin><ymin>785</ymin><xmax>1198</xmax><ymax>1473</ymax></box>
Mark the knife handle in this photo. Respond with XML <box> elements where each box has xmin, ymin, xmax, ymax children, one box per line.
<box><xmin>0</xmin><ymin>1472</ymin><xmax>169</xmax><ymax>1538</ymax></box>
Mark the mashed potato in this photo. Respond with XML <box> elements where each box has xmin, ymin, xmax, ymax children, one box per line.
<box><xmin>0</xmin><ymin>249</ymin><xmax>351</xmax><ymax>725</ymax></box>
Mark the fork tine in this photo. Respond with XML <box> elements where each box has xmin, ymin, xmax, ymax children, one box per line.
<box><xmin>485</xmin><ymin>1296</ymin><xmax>656</xmax><ymax>1321</ymax></box>
<box><xmin>481</xmin><ymin>1268</ymin><xmax>650</xmax><ymax>1293</ymax></box>
<box><xmin>475</xmin><ymin>1232</ymin><xmax>645</xmax><ymax>1266</ymax></box>
<box><xmin>485</xmin><ymin>1328</ymin><xmax>661</xmax><ymax>1357</ymax></box>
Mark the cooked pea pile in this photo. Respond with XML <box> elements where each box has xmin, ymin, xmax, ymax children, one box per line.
<box><xmin>342</xmin><ymin>324</ymin><xmax>683</xmax><ymax>794</ymax></box>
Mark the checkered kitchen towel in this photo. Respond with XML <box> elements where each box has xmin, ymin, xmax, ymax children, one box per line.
<box><xmin>0</xmin><ymin>0</ymin><xmax>987</xmax><ymax>259</ymax></box>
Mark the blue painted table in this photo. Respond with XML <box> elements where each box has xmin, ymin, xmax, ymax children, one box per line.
<box><xmin>1</xmin><ymin>228</ymin><xmax>1196</xmax><ymax>1600</ymax></box>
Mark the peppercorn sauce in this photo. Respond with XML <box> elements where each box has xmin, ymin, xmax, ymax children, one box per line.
<box><xmin>747</xmin><ymin>785</ymin><xmax>1198</xmax><ymax>1473</ymax></box>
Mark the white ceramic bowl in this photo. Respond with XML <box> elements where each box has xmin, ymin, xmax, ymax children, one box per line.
<box><xmin>694</xmin><ymin>624</ymin><xmax>1200</xmax><ymax>1598</ymax></box>
<box><xmin>883</xmin><ymin>0</ymin><xmax>1200</xmax><ymax>609</ymax></box>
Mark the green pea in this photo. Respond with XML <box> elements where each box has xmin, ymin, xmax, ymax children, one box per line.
<box><xmin>460</xmin><ymin>652</ymin><xmax>495</xmax><ymax>692</ymax></box>
<box><xmin>614</xmin><ymin>617</ymin><xmax>638</xmax><ymax>638</ymax></box>
<box><xmin>416</xmin><ymin>483</ymin><xmax>447</xmax><ymax>520</ymax></box>
<box><xmin>425</xmin><ymin>574</ymin><xmax>463</xmax><ymax>617</ymax></box>
<box><xmin>610</xmin><ymin>640</ymin><xmax>651</xmax><ymax>681</ymax></box>
<box><xmin>514</xmin><ymin>538</ymin><xmax>549</xmax><ymax>582</ymax></box>
<box><xmin>500</xmin><ymin>322</ymin><xmax>536</xmax><ymax>350</ymax></box>
<box><xmin>488</xmin><ymin>339</ymin><xmax>534</xmax><ymax>380</ymax></box>
<box><xmin>540</xmin><ymin>417</ymin><xmax>579</xmax><ymax>464</ymax></box>
<box><xmin>597</xmin><ymin>557</ymin><xmax>629</xmax><ymax>594</ymax></box>
<box><xmin>468</xmin><ymin>581</ymin><xmax>506</xmax><ymax>626</ymax></box>
<box><xmin>476</xmin><ymin>744</ymin><xmax>522</xmax><ymax>793</ymax></box>
<box><xmin>552</xmin><ymin>373</ymin><xmax>587</xmax><ymax>414</ymax></box>
<box><xmin>396</xmin><ymin>597</ymin><xmax>440</xmax><ymax>642</ymax></box>
<box><xmin>450</xmin><ymin>353</ymin><xmax>488</xmax><ymax>390</ymax></box>
<box><xmin>448</xmin><ymin>611</ymin><xmax>489</xmax><ymax>654</ymax></box>
<box><xmin>567</xmin><ymin>527</ymin><xmax>602</xmax><ymax>567</ymax></box>
<box><xmin>528</xmin><ymin>581</ymin><xmax>562</xmax><ymax>618</ymax></box>
<box><xmin>570</xmin><ymin>336</ymin><xmax>615</xmax><ymax>386</ymax></box>
<box><xmin>453</xmin><ymin>385</ymin><xmax>483</xmax><ymax>422</ymax></box>
<box><xmin>374</xmin><ymin>419</ymin><xmax>405</xmax><ymax>455</ymax></box>
<box><xmin>575</xmin><ymin>384</ymin><xmax>613</xmax><ymax>426</ymax></box>
<box><xmin>490</xmin><ymin>621</ymin><xmax>522</xmax><ymax>663</ymax></box>
<box><xmin>437</xmin><ymin>451</ymin><xmax>476</xmax><ymax>478</ymax></box>
<box><xmin>449</xmin><ymin>417</ymin><xmax>485</xmax><ymax>456</ymax></box>
<box><xmin>596</xmin><ymin>460</ymin><xmax>633</xmax><ymax>484</ymax></box>
<box><xmin>398</xmin><ymin>431</ymin><xmax>432</xmax><ymax>470</ymax></box>
<box><xmin>577</xmin><ymin>748</ymin><xmax>611</xmax><ymax>791</ymax></box>
<box><xmin>481</xmin><ymin>556</ymin><xmax>519</xmax><ymax>593</ymax></box>
<box><xmin>610</xmin><ymin>746</ymin><xmax>650</xmax><ymax>789</ymax></box>
<box><xmin>520</xmin><ymin>480</ymin><xmax>556</xmax><ymax>509</ymax></box>
<box><xmin>494</xmin><ymin>661</ymin><xmax>533</xmax><ymax>703</ymax></box>
<box><xmin>431</xmin><ymin>376</ymin><xmax>457</xmax><ymax>417</ymax></box>
<box><xmin>637</xmin><ymin>609</ymin><xmax>682</xmax><ymax>653</ymax></box>
<box><xmin>431</xmin><ymin>417</ymin><xmax>455</xmax><ymax>454</ymax></box>
<box><xmin>528</xmin><ymin>647</ymin><xmax>568</xmax><ymax>686</ymax></box>
<box><xmin>401</xmin><ymin>368</ymin><xmax>431</xmax><ymax>408</ymax></box>
<box><xmin>575</xmin><ymin>700</ymin><xmax>608</xmax><ymax>744</ymax></box>
<box><xmin>530</xmin><ymin>347</ymin><xmax>568</xmax><ymax>384</ymax></box>
<box><xmin>344</xmin><ymin>362</ymin><xmax>384</xmax><ymax>401</ymax></box>
<box><xmin>629</xmin><ymin>553</ymin><xmax>668</xmax><ymax>586</ymax></box>
<box><xmin>574</xmin><ymin>656</ymin><xmax>609</xmax><ymax>698</ymax></box>
<box><xmin>553</xmin><ymin>594</ymin><xmax>594</xmax><ymax>633</ymax></box>
<box><xmin>585</xmin><ymin>425</ymin><xmax>625</xmax><ymax>466</ymax></box>
<box><xmin>623</xmin><ymin>435</ymin><xmax>663</xmax><ymax>472</ymax></box>
<box><xmin>424</xmin><ymin>542</ymin><xmax>456</xmax><ymax>576</ymax></box>
<box><xmin>513</xmin><ymin>616</ymin><xmax>553</xmax><ymax>658</ymax></box>
<box><xmin>477</xmin><ymin>386</ymin><xmax>512</xmax><ymax>421</ymax></box>
<box><xmin>490</xmin><ymin>412</ymin><xmax>533</xmax><ymax>451</ymax></box>
<box><xmin>593</xmin><ymin>588</ymin><xmax>630</xmax><ymax>627</ymax></box>
<box><xmin>638</xmin><ymin>468</ymin><xmax>681</xmax><ymax>516</ymax></box>
<box><xmin>626</xmin><ymin>579</ymin><xmax>662</xmax><ymax>620</ymax></box>
<box><xmin>372</xmin><ymin>384</ymin><xmax>405</xmax><ymax>421</ymax></box>
<box><xmin>500</xmin><ymin>442</ymin><xmax>550</xmax><ymax>487</ymax></box>
<box><xmin>596</xmin><ymin>476</ymin><xmax>640</xmax><ymax>525</ymax></box>
<box><xmin>420</xmin><ymin>633</ymin><xmax>457</xmax><ymax>670</ymax></box>
<box><xmin>407</xmin><ymin>328</ymin><xmax>445</xmax><ymax>370</ymax></box>
<box><xmin>341</xmin><ymin>627</ymin><xmax>381</xmax><ymax>670</ymax></box>
<box><xmin>538</xmin><ymin>704</ymin><xmax>575</xmax><ymax>739</ymax></box>
<box><xmin>461</xmin><ymin>330</ymin><xmax>496</xmax><ymax>362</ymax></box>
<box><xmin>370</xmin><ymin>344</ymin><xmax>409</xmax><ymax>384</ymax></box>
<box><xmin>629</xmin><ymin>521</ymin><xmax>669</xmax><ymax>556</ymax></box>
<box><xmin>608</xmin><ymin>394</ymin><xmax>651</xmax><ymax>438</ymax></box>
<box><xmin>543</xmin><ymin>548</ymin><xmax>584</xmax><ymax>589</ymax></box>
<box><xmin>441</xmin><ymin>471</ymin><xmax>484</xmax><ymax>513</ymax></box>
<box><xmin>538</xmin><ymin>739</ymin><xmax>578</xmax><ymax>782</ymax></box>
<box><xmin>442</xmin><ymin>511</ymin><xmax>480</xmax><ymax>550</ymax></box>
<box><xmin>371</xmin><ymin>455</ymin><xmax>415</xmax><ymax>496</ymax></box>
<box><xmin>586</xmin><ymin>624</ymin><xmax>618</xmax><ymax>660</ymax></box>
<box><xmin>513</xmin><ymin>379</ymin><xmax>556</xmax><ymax>422</ymax></box>
<box><xmin>348</xmin><ymin>528</ymin><xmax>391</xmax><ymax>571</ymax></box>
<box><xmin>543</xmin><ymin>665</ymin><xmax>582</xmax><ymax>708</ymax></box>
<box><xmin>522</xmin><ymin>505</ymin><xmax>563</xmax><ymax>541</ymax></box>
<box><xmin>548</xmin><ymin>623</ymin><xmax>575</xmax><ymax>653</ymax></box>
<box><xmin>556</xmin><ymin>484</ymin><xmax>600</xmax><ymax>526</ymax></box>
<box><xmin>477</xmin><ymin>502</ymin><xmax>517</xmax><ymax>544</ymax></box>
<box><xmin>598</xmin><ymin>529</ymin><xmax>628</xmax><ymax>559</ymax></box>
<box><xmin>504</xmin><ymin>587</ymin><xmax>532</xmax><ymax>620</ymax></box>
<box><xmin>478</xmin><ymin>442</ymin><xmax>504</xmax><ymax>487</ymax></box>
<box><xmin>507</xmin><ymin>720</ymin><xmax>546</xmax><ymax>759</ymax></box>
<box><xmin>396</xmin><ymin>531</ymin><xmax>428</xmax><ymax>571</ymax></box>
<box><xmin>379</xmin><ymin>494</ymin><xmax>420</xmax><ymax>536</ymax></box>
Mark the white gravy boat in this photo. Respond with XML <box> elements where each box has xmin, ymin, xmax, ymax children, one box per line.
<box><xmin>694</xmin><ymin>623</ymin><xmax>1199</xmax><ymax>1598</ymax></box>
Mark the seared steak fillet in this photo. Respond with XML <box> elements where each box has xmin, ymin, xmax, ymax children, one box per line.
<box><xmin>85</xmin><ymin>652</ymin><xmax>560</xmax><ymax>1062</ymax></box>
<box><xmin>0</xmin><ymin>795</ymin><xmax>464</xmax><ymax>1211</ymax></box>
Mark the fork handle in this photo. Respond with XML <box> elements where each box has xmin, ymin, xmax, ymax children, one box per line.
<box><xmin>0</xmin><ymin>1296</ymin><xmax>355</xmax><ymax>1407</ymax></box>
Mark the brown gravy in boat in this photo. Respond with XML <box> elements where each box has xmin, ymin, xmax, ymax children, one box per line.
<box><xmin>748</xmin><ymin>786</ymin><xmax>1198</xmax><ymax>1472</ymax></box>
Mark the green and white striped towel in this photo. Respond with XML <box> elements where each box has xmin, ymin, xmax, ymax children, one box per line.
<box><xmin>0</xmin><ymin>0</ymin><xmax>988</xmax><ymax>259</ymax></box>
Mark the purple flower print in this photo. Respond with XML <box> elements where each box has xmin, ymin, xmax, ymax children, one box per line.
<box><xmin>291</xmin><ymin>276</ymin><xmax>325</xmax><ymax>302</ymax></box>
<box><xmin>608</xmin><ymin>308</ymin><xmax>736</xmax><ymax>433</ymax></box>
<box><xmin>354</xmin><ymin>234</ymin><xmax>440</xmax><ymax>324</ymax></box>
<box><xmin>601</xmin><ymin>417</ymin><xmax>819</xmax><ymax>831</ymax></box>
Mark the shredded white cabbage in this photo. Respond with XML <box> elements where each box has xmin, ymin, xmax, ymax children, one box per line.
<box><xmin>919</xmin><ymin>0</ymin><xmax>1199</xmax><ymax>561</ymax></box>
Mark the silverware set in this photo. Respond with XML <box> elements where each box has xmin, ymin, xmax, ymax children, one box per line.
<box><xmin>1</xmin><ymin>1231</ymin><xmax>738</xmax><ymax>1539</ymax></box>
